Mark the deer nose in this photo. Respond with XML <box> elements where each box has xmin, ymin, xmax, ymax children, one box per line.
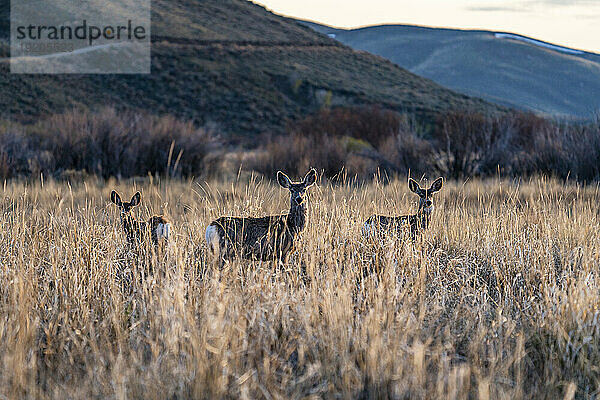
<box><xmin>425</xmin><ymin>200</ymin><xmax>432</xmax><ymax>207</ymax></box>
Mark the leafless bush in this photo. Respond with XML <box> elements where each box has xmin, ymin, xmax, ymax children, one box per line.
<box><xmin>563</xmin><ymin>120</ymin><xmax>600</xmax><ymax>181</ymax></box>
<box><xmin>429</xmin><ymin>111</ymin><xmax>598</xmax><ymax>181</ymax></box>
<box><xmin>2</xmin><ymin>107</ymin><xmax>599</xmax><ymax>183</ymax></box>
<box><xmin>290</xmin><ymin>105</ymin><xmax>402</xmax><ymax>147</ymax></box>
<box><xmin>255</xmin><ymin>107</ymin><xmax>426</xmax><ymax>180</ymax></box>
<box><xmin>432</xmin><ymin>111</ymin><xmax>504</xmax><ymax>179</ymax></box>
<box><xmin>380</xmin><ymin>132</ymin><xmax>435</xmax><ymax>178</ymax></box>
<box><xmin>254</xmin><ymin>132</ymin><xmax>350</xmax><ymax>179</ymax></box>
<box><xmin>0</xmin><ymin>129</ymin><xmax>52</xmax><ymax>180</ymax></box>
<box><xmin>255</xmin><ymin>107</ymin><xmax>600</xmax><ymax>182</ymax></box>
<box><xmin>0</xmin><ymin>108</ymin><xmax>222</xmax><ymax>180</ymax></box>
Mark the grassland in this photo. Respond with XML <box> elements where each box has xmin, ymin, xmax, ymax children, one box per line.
<box><xmin>1</xmin><ymin>176</ymin><xmax>599</xmax><ymax>399</ymax></box>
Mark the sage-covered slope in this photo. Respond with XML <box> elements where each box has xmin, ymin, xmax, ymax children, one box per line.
<box><xmin>0</xmin><ymin>1</ymin><xmax>502</xmax><ymax>137</ymax></box>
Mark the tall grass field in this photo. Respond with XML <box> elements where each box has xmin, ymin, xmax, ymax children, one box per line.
<box><xmin>0</xmin><ymin>176</ymin><xmax>598</xmax><ymax>399</ymax></box>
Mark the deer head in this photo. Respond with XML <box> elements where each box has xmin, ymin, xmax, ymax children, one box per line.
<box><xmin>277</xmin><ymin>169</ymin><xmax>317</xmax><ymax>207</ymax></box>
<box><xmin>408</xmin><ymin>177</ymin><xmax>443</xmax><ymax>215</ymax></box>
<box><xmin>110</xmin><ymin>191</ymin><xmax>141</xmax><ymax>215</ymax></box>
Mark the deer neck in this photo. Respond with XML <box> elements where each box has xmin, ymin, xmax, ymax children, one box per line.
<box><xmin>416</xmin><ymin>208</ymin><xmax>431</xmax><ymax>230</ymax></box>
<box><xmin>120</xmin><ymin>213</ymin><xmax>139</xmax><ymax>235</ymax></box>
<box><xmin>288</xmin><ymin>201</ymin><xmax>306</xmax><ymax>234</ymax></box>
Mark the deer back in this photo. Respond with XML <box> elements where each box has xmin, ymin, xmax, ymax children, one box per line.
<box><xmin>362</xmin><ymin>177</ymin><xmax>443</xmax><ymax>239</ymax></box>
<box><xmin>210</xmin><ymin>214</ymin><xmax>296</xmax><ymax>260</ymax></box>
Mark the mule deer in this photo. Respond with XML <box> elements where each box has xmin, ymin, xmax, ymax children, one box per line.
<box><xmin>110</xmin><ymin>191</ymin><xmax>171</xmax><ymax>247</ymax></box>
<box><xmin>362</xmin><ymin>177</ymin><xmax>443</xmax><ymax>239</ymax></box>
<box><xmin>205</xmin><ymin>169</ymin><xmax>317</xmax><ymax>262</ymax></box>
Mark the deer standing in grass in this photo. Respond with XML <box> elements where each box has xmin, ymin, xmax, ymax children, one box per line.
<box><xmin>205</xmin><ymin>169</ymin><xmax>317</xmax><ymax>263</ymax></box>
<box><xmin>110</xmin><ymin>191</ymin><xmax>171</xmax><ymax>247</ymax></box>
<box><xmin>362</xmin><ymin>177</ymin><xmax>443</xmax><ymax>239</ymax></box>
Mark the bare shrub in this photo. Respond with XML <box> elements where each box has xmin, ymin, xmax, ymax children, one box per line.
<box><xmin>255</xmin><ymin>132</ymin><xmax>349</xmax><ymax>179</ymax></box>
<box><xmin>563</xmin><ymin>120</ymin><xmax>600</xmax><ymax>181</ymax></box>
<box><xmin>429</xmin><ymin>111</ymin><xmax>597</xmax><ymax>181</ymax></box>
<box><xmin>255</xmin><ymin>107</ymin><xmax>426</xmax><ymax>180</ymax></box>
<box><xmin>380</xmin><ymin>132</ymin><xmax>435</xmax><ymax>178</ymax></box>
<box><xmin>43</xmin><ymin>109</ymin><xmax>222</xmax><ymax>178</ymax></box>
<box><xmin>290</xmin><ymin>105</ymin><xmax>402</xmax><ymax>147</ymax></box>
<box><xmin>2</xmin><ymin>107</ymin><xmax>600</xmax><ymax>183</ymax></box>
<box><xmin>0</xmin><ymin>108</ymin><xmax>222</xmax><ymax>180</ymax></box>
<box><xmin>0</xmin><ymin>129</ymin><xmax>52</xmax><ymax>180</ymax></box>
<box><xmin>432</xmin><ymin>111</ymin><xmax>502</xmax><ymax>179</ymax></box>
<box><xmin>514</xmin><ymin>126</ymin><xmax>571</xmax><ymax>178</ymax></box>
<box><xmin>255</xmin><ymin>107</ymin><xmax>600</xmax><ymax>183</ymax></box>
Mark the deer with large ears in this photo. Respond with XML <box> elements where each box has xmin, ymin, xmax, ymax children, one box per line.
<box><xmin>110</xmin><ymin>191</ymin><xmax>171</xmax><ymax>247</ymax></box>
<box><xmin>362</xmin><ymin>177</ymin><xmax>444</xmax><ymax>239</ymax></box>
<box><xmin>205</xmin><ymin>169</ymin><xmax>318</xmax><ymax>262</ymax></box>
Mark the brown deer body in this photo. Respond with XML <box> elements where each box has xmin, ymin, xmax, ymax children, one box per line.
<box><xmin>363</xmin><ymin>178</ymin><xmax>443</xmax><ymax>239</ymax></box>
<box><xmin>205</xmin><ymin>169</ymin><xmax>317</xmax><ymax>262</ymax></box>
<box><xmin>110</xmin><ymin>191</ymin><xmax>171</xmax><ymax>247</ymax></box>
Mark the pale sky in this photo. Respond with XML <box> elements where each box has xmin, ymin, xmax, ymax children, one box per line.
<box><xmin>254</xmin><ymin>0</ymin><xmax>600</xmax><ymax>53</ymax></box>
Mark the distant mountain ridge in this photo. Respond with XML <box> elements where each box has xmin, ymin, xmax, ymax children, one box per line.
<box><xmin>492</xmin><ymin>33</ymin><xmax>586</xmax><ymax>55</ymax></box>
<box><xmin>0</xmin><ymin>1</ymin><xmax>503</xmax><ymax>139</ymax></box>
<box><xmin>301</xmin><ymin>21</ymin><xmax>600</xmax><ymax>119</ymax></box>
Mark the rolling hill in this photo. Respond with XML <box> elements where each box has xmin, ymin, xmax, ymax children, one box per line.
<box><xmin>0</xmin><ymin>1</ymin><xmax>503</xmax><ymax>139</ymax></box>
<box><xmin>302</xmin><ymin>21</ymin><xmax>600</xmax><ymax>120</ymax></box>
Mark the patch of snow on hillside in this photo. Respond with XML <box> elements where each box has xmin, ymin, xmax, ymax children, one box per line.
<box><xmin>495</xmin><ymin>33</ymin><xmax>584</xmax><ymax>55</ymax></box>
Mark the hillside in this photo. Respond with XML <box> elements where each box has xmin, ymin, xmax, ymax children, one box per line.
<box><xmin>0</xmin><ymin>1</ymin><xmax>502</xmax><ymax>139</ymax></box>
<box><xmin>302</xmin><ymin>22</ymin><xmax>600</xmax><ymax>119</ymax></box>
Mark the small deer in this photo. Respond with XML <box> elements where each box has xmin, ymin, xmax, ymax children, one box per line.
<box><xmin>362</xmin><ymin>177</ymin><xmax>443</xmax><ymax>239</ymax></box>
<box><xmin>110</xmin><ymin>191</ymin><xmax>171</xmax><ymax>247</ymax></box>
<box><xmin>205</xmin><ymin>169</ymin><xmax>317</xmax><ymax>262</ymax></box>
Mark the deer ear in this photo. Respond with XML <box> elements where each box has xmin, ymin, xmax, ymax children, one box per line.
<box><xmin>303</xmin><ymin>168</ymin><xmax>317</xmax><ymax>188</ymax></box>
<box><xmin>429</xmin><ymin>177</ymin><xmax>443</xmax><ymax>193</ymax></box>
<box><xmin>130</xmin><ymin>192</ymin><xmax>141</xmax><ymax>206</ymax></box>
<box><xmin>277</xmin><ymin>171</ymin><xmax>291</xmax><ymax>188</ymax></box>
<box><xmin>408</xmin><ymin>178</ymin><xmax>423</xmax><ymax>195</ymax></box>
<box><xmin>110</xmin><ymin>190</ymin><xmax>122</xmax><ymax>207</ymax></box>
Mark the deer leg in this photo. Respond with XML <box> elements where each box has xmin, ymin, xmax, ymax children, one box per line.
<box><xmin>276</xmin><ymin>258</ymin><xmax>286</xmax><ymax>273</ymax></box>
<box><xmin>219</xmin><ymin>255</ymin><xmax>228</xmax><ymax>271</ymax></box>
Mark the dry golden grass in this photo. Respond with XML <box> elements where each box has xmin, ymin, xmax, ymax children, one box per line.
<box><xmin>0</xmin><ymin>175</ymin><xmax>599</xmax><ymax>399</ymax></box>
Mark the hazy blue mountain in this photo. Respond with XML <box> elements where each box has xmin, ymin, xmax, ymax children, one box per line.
<box><xmin>301</xmin><ymin>21</ymin><xmax>600</xmax><ymax>119</ymax></box>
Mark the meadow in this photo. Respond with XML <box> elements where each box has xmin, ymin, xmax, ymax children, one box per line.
<box><xmin>0</xmin><ymin>175</ymin><xmax>599</xmax><ymax>399</ymax></box>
